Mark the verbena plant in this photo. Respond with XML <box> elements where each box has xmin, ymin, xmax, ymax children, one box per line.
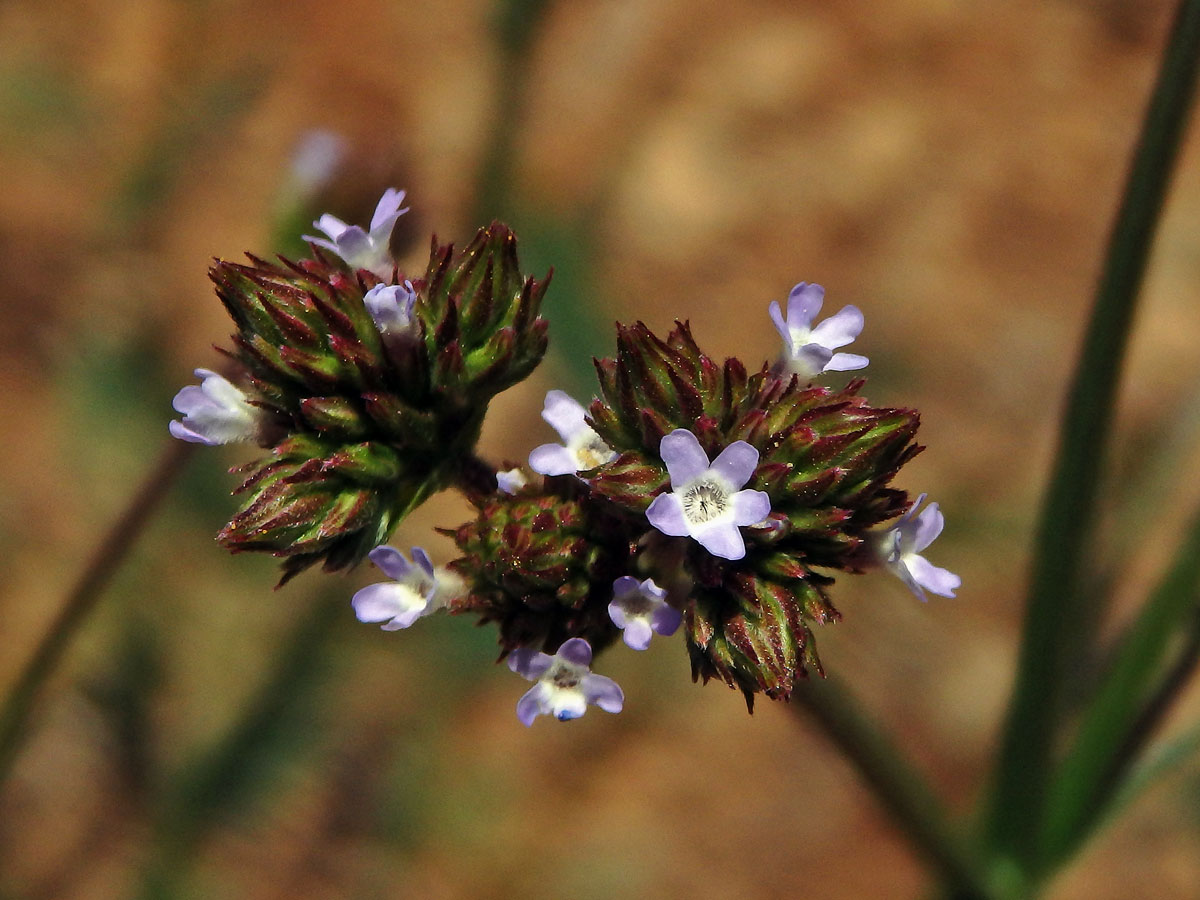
<box><xmin>3</xmin><ymin>2</ymin><xmax>1199</xmax><ymax>897</ymax></box>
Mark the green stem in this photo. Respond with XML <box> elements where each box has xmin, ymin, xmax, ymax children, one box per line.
<box><xmin>0</xmin><ymin>439</ymin><xmax>194</xmax><ymax>789</ymax></box>
<box><xmin>985</xmin><ymin>0</ymin><xmax>1200</xmax><ymax>874</ymax></box>
<box><xmin>471</xmin><ymin>0</ymin><xmax>555</xmax><ymax>225</ymax></box>
<box><xmin>792</xmin><ymin>675</ymin><xmax>995</xmax><ymax>899</ymax></box>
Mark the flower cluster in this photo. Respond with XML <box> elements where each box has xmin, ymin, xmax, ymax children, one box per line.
<box><xmin>173</xmin><ymin>187</ymin><xmax>959</xmax><ymax>724</ymax></box>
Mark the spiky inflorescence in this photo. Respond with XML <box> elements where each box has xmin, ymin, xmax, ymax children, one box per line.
<box><xmin>211</xmin><ymin>224</ymin><xmax>549</xmax><ymax>583</ymax></box>
<box><xmin>446</xmin><ymin>480</ymin><xmax>641</xmax><ymax>656</ymax></box>
<box><xmin>583</xmin><ymin>321</ymin><xmax>922</xmax><ymax>705</ymax></box>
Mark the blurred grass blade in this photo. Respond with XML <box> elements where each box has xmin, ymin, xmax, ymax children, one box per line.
<box><xmin>1110</xmin><ymin>718</ymin><xmax>1200</xmax><ymax>819</ymax></box>
<box><xmin>1041</xmin><ymin>507</ymin><xmax>1200</xmax><ymax>866</ymax></box>
<box><xmin>984</xmin><ymin>0</ymin><xmax>1200</xmax><ymax>874</ymax></box>
<box><xmin>136</xmin><ymin>598</ymin><xmax>341</xmax><ymax>900</ymax></box>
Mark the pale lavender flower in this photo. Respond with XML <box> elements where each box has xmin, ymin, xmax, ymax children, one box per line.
<box><xmin>363</xmin><ymin>281</ymin><xmax>417</xmax><ymax>335</ymax></box>
<box><xmin>528</xmin><ymin>390</ymin><xmax>615</xmax><ymax>476</ymax></box>
<box><xmin>507</xmin><ymin>638</ymin><xmax>624</xmax><ymax>725</ymax></box>
<box><xmin>645</xmin><ymin>429</ymin><xmax>771</xmax><ymax>561</ymax></box>
<box><xmin>304</xmin><ymin>187</ymin><xmax>408</xmax><ymax>280</ymax></box>
<box><xmin>879</xmin><ymin>493</ymin><xmax>961</xmax><ymax>601</ymax></box>
<box><xmin>608</xmin><ymin>576</ymin><xmax>681</xmax><ymax>650</ymax></box>
<box><xmin>169</xmin><ymin>368</ymin><xmax>258</xmax><ymax>445</ymax></box>
<box><xmin>352</xmin><ymin>545</ymin><xmax>462</xmax><ymax>630</ymax></box>
<box><xmin>769</xmin><ymin>282</ymin><xmax>868</xmax><ymax>379</ymax></box>
<box><xmin>496</xmin><ymin>467</ymin><xmax>528</xmax><ymax>494</ymax></box>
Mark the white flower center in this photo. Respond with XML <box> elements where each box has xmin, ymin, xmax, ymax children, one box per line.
<box><xmin>572</xmin><ymin>432</ymin><xmax>613</xmax><ymax>470</ymax></box>
<box><xmin>682</xmin><ymin>478</ymin><xmax>728</xmax><ymax>525</ymax></box>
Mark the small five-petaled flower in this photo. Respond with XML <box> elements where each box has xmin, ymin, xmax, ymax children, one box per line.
<box><xmin>351</xmin><ymin>545</ymin><xmax>460</xmax><ymax>630</ymax></box>
<box><xmin>646</xmin><ymin>429</ymin><xmax>771</xmax><ymax>561</ymax></box>
<box><xmin>769</xmin><ymin>281</ymin><xmax>868</xmax><ymax>379</ymax></box>
<box><xmin>507</xmin><ymin>638</ymin><xmax>624</xmax><ymax>725</ymax></box>
<box><xmin>528</xmin><ymin>390</ymin><xmax>616</xmax><ymax>476</ymax></box>
<box><xmin>304</xmin><ymin>187</ymin><xmax>408</xmax><ymax>281</ymax></box>
<box><xmin>608</xmin><ymin>576</ymin><xmax>681</xmax><ymax>650</ymax></box>
<box><xmin>169</xmin><ymin>368</ymin><xmax>259</xmax><ymax>445</ymax></box>
<box><xmin>878</xmin><ymin>493</ymin><xmax>961</xmax><ymax>601</ymax></box>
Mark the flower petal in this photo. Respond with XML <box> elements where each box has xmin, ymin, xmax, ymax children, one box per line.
<box><xmin>582</xmin><ymin>674</ymin><xmax>624</xmax><ymax>714</ymax></box>
<box><xmin>370</xmin><ymin>188</ymin><xmax>409</xmax><ymax>233</ymax></box>
<box><xmin>909</xmin><ymin>502</ymin><xmax>945</xmax><ymax>554</ymax></box>
<box><xmin>809</xmin><ymin>304</ymin><xmax>864</xmax><ymax>349</ymax></box>
<box><xmin>788</xmin><ymin>343</ymin><xmax>834</xmax><ymax>378</ymax></box>
<box><xmin>709</xmin><ymin>440</ymin><xmax>759</xmax><ymax>490</ymax></box>
<box><xmin>550</xmin><ymin>691</ymin><xmax>588</xmax><ymax>721</ymax></box>
<box><xmin>542</xmin><ymin>390</ymin><xmax>588</xmax><ymax>442</ymax></box>
<box><xmin>731</xmin><ymin>489</ymin><xmax>772</xmax><ymax>527</ymax></box>
<box><xmin>826</xmin><ymin>352</ymin><xmax>869</xmax><ymax>372</ymax></box>
<box><xmin>312</xmin><ymin>213</ymin><xmax>348</xmax><ymax>240</ymax></box>
<box><xmin>693</xmin><ymin>522</ymin><xmax>746</xmax><ymax>560</ymax></box>
<box><xmin>557</xmin><ymin>637</ymin><xmax>593</xmax><ymax>667</ymax></box>
<box><xmin>646</xmin><ymin>493</ymin><xmax>689</xmax><ymax>537</ymax></box>
<box><xmin>529</xmin><ymin>443</ymin><xmax>580</xmax><ymax>476</ymax></box>
<box><xmin>660</xmin><ymin>429</ymin><xmax>710</xmax><ymax>485</ymax></box>
<box><xmin>168</xmin><ymin>420</ymin><xmax>217</xmax><ymax>445</ymax></box>
<box><xmin>517</xmin><ymin>683</ymin><xmax>548</xmax><ymax>726</ymax></box>
<box><xmin>650</xmin><ymin>603</ymin><xmax>683</xmax><ymax>637</ymax></box>
<box><xmin>352</xmin><ymin>583</ymin><xmax>415</xmax><ymax>624</ymax></box>
<box><xmin>334</xmin><ymin>226</ymin><xmax>371</xmax><ymax>263</ymax></box>
<box><xmin>508</xmin><ymin>648</ymin><xmax>552</xmax><ymax>680</ymax></box>
<box><xmin>906</xmin><ymin>554</ymin><xmax>961</xmax><ymax>598</ymax></box>
<box><xmin>768</xmin><ymin>300</ymin><xmax>790</xmax><ymax>345</ymax></box>
<box><xmin>368</xmin><ymin>545</ymin><xmax>413</xmax><ymax>581</ymax></box>
<box><xmin>786</xmin><ymin>282</ymin><xmax>825</xmax><ymax>328</ymax></box>
<box><xmin>891</xmin><ymin>559</ymin><xmax>929</xmax><ymax>602</ymax></box>
<box><xmin>411</xmin><ymin>547</ymin><xmax>436</xmax><ymax>579</ymax></box>
<box><xmin>620</xmin><ymin>618</ymin><xmax>653</xmax><ymax>651</ymax></box>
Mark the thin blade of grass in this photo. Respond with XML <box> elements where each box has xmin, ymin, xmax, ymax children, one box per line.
<box><xmin>1040</xmin><ymin>507</ymin><xmax>1200</xmax><ymax>865</ymax></box>
<box><xmin>984</xmin><ymin>0</ymin><xmax>1200</xmax><ymax>876</ymax></box>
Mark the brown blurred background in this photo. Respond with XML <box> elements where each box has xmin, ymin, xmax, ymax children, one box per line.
<box><xmin>3</xmin><ymin>0</ymin><xmax>1200</xmax><ymax>897</ymax></box>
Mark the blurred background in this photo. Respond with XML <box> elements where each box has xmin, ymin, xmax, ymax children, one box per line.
<box><xmin>3</xmin><ymin>0</ymin><xmax>1200</xmax><ymax>897</ymax></box>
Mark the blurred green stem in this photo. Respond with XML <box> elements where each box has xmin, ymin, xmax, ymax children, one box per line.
<box><xmin>471</xmin><ymin>0</ymin><xmax>555</xmax><ymax>224</ymax></box>
<box><xmin>793</xmin><ymin>676</ymin><xmax>995</xmax><ymax>900</ymax></box>
<box><xmin>985</xmin><ymin>0</ymin><xmax>1200</xmax><ymax>875</ymax></box>
<box><xmin>0</xmin><ymin>439</ymin><xmax>193</xmax><ymax>789</ymax></box>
